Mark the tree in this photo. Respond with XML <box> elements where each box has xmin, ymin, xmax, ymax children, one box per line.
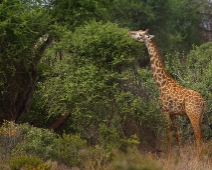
<box><xmin>109</xmin><ymin>0</ymin><xmax>207</xmax><ymax>55</ymax></box>
<box><xmin>109</xmin><ymin>0</ymin><xmax>167</xmax><ymax>30</ymax></box>
<box><xmin>48</xmin><ymin>0</ymin><xmax>114</xmax><ymax>29</ymax></box>
<box><xmin>0</xmin><ymin>0</ymin><xmax>54</xmax><ymax>122</ymax></box>
<box><xmin>29</xmin><ymin>21</ymin><xmax>163</xmax><ymax>148</ymax></box>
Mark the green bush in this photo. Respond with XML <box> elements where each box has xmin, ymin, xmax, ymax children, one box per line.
<box><xmin>10</xmin><ymin>155</ymin><xmax>51</xmax><ymax>170</ymax></box>
<box><xmin>30</xmin><ymin>21</ymin><xmax>164</xmax><ymax>152</ymax></box>
<box><xmin>11</xmin><ymin>124</ymin><xmax>56</xmax><ymax>160</ymax></box>
<box><xmin>0</xmin><ymin>122</ymin><xmax>58</xmax><ymax>160</ymax></box>
<box><xmin>51</xmin><ymin>133</ymin><xmax>86</xmax><ymax>167</ymax></box>
<box><xmin>0</xmin><ymin>121</ymin><xmax>24</xmax><ymax>158</ymax></box>
<box><xmin>99</xmin><ymin>124</ymin><xmax>140</xmax><ymax>152</ymax></box>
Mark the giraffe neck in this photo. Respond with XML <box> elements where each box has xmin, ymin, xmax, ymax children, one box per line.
<box><xmin>145</xmin><ymin>39</ymin><xmax>175</xmax><ymax>89</ymax></box>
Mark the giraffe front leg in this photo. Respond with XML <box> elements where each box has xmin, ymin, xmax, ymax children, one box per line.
<box><xmin>163</xmin><ymin>112</ymin><xmax>172</xmax><ymax>159</ymax></box>
<box><xmin>170</xmin><ymin>115</ymin><xmax>182</xmax><ymax>156</ymax></box>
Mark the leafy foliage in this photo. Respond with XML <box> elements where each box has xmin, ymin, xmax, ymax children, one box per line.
<box><xmin>10</xmin><ymin>155</ymin><xmax>51</xmax><ymax>170</ymax></box>
<box><xmin>51</xmin><ymin>134</ymin><xmax>86</xmax><ymax>167</ymax></box>
<box><xmin>0</xmin><ymin>121</ymin><xmax>22</xmax><ymax>158</ymax></box>
<box><xmin>110</xmin><ymin>0</ymin><xmax>167</xmax><ymax>30</ymax></box>
<box><xmin>0</xmin><ymin>0</ymin><xmax>54</xmax><ymax>121</ymax></box>
<box><xmin>0</xmin><ymin>121</ymin><xmax>56</xmax><ymax>160</ymax></box>
<box><xmin>12</xmin><ymin>124</ymin><xmax>56</xmax><ymax>160</ymax></box>
<box><xmin>49</xmin><ymin>0</ymin><xmax>114</xmax><ymax>29</ymax></box>
<box><xmin>1</xmin><ymin>1</ymin><xmax>212</xmax><ymax>168</ymax></box>
<box><xmin>31</xmin><ymin>21</ymin><xmax>163</xmax><ymax>148</ymax></box>
<box><xmin>110</xmin><ymin>0</ymin><xmax>205</xmax><ymax>54</ymax></box>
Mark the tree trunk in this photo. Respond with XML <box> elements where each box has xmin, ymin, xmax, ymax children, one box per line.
<box><xmin>0</xmin><ymin>36</ymin><xmax>53</xmax><ymax>123</ymax></box>
<box><xmin>48</xmin><ymin>113</ymin><xmax>70</xmax><ymax>131</ymax></box>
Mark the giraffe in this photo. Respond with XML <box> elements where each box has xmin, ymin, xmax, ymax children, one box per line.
<box><xmin>128</xmin><ymin>29</ymin><xmax>206</xmax><ymax>158</ymax></box>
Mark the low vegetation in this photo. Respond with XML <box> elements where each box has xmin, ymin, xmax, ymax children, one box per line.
<box><xmin>0</xmin><ymin>121</ymin><xmax>212</xmax><ymax>170</ymax></box>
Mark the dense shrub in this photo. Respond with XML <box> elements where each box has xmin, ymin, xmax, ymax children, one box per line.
<box><xmin>0</xmin><ymin>123</ymin><xmax>164</xmax><ymax>169</ymax></box>
<box><xmin>50</xmin><ymin>133</ymin><xmax>86</xmax><ymax>167</ymax></box>
<box><xmin>0</xmin><ymin>121</ymin><xmax>56</xmax><ymax>160</ymax></box>
<box><xmin>98</xmin><ymin>124</ymin><xmax>140</xmax><ymax>152</ymax></box>
<box><xmin>32</xmin><ymin>21</ymin><xmax>164</xmax><ymax>150</ymax></box>
<box><xmin>10</xmin><ymin>155</ymin><xmax>51</xmax><ymax>170</ymax></box>
<box><xmin>0</xmin><ymin>121</ymin><xmax>24</xmax><ymax>159</ymax></box>
<box><xmin>11</xmin><ymin>124</ymin><xmax>56</xmax><ymax>160</ymax></box>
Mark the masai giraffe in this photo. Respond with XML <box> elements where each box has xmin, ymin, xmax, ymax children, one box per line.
<box><xmin>128</xmin><ymin>29</ymin><xmax>206</xmax><ymax>158</ymax></box>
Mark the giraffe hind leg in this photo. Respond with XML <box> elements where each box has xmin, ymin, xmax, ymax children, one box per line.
<box><xmin>187</xmin><ymin>113</ymin><xmax>203</xmax><ymax>158</ymax></box>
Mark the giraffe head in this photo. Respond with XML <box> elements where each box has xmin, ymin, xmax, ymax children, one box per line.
<box><xmin>128</xmin><ymin>29</ymin><xmax>154</xmax><ymax>43</ymax></box>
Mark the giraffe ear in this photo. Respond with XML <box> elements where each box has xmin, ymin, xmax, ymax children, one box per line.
<box><xmin>145</xmin><ymin>29</ymin><xmax>149</xmax><ymax>34</ymax></box>
<box><xmin>148</xmin><ymin>35</ymin><xmax>154</xmax><ymax>39</ymax></box>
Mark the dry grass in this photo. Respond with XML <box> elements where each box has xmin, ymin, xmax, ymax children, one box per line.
<box><xmin>151</xmin><ymin>140</ymin><xmax>212</xmax><ymax>170</ymax></box>
<box><xmin>47</xmin><ymin>140</ymin><xmax>212</xmax><ymax>170</ymax></box>
<box><xmin>0</xmin><ymin>137</ymin><xmax>211</xmax><ymax>170</ymax></box>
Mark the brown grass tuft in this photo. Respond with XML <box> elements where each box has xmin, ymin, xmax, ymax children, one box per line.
<box><xmin>152</xmin><ymin>140</ymin><xmax>212</xmax><ymax>170</ymax></box>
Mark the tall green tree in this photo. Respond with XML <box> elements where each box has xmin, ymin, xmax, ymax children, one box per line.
<box><xmin>0</xmin><ymin>0</ymin><xmax>54</xmax><ymax>121</ymax></box>
<box><xmin>29</xmin><ymin>21</ymin><xmax>163</xmax><ymax>148</ymax></box>
<box><xmin>48</xmin><ymin>0</ymin><xmax>114</xmax><ymax>29</ymax></box>
<box><xmin>109</xmin><ymin>0</ymin><xmax>206</xmax><ymax>54</ymax></box>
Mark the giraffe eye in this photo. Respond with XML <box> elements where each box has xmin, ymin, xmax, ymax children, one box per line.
<box><xmin>139</xmin><ymin>33</ymin><xmax>143</xmax><ymax>36</ymax></box>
